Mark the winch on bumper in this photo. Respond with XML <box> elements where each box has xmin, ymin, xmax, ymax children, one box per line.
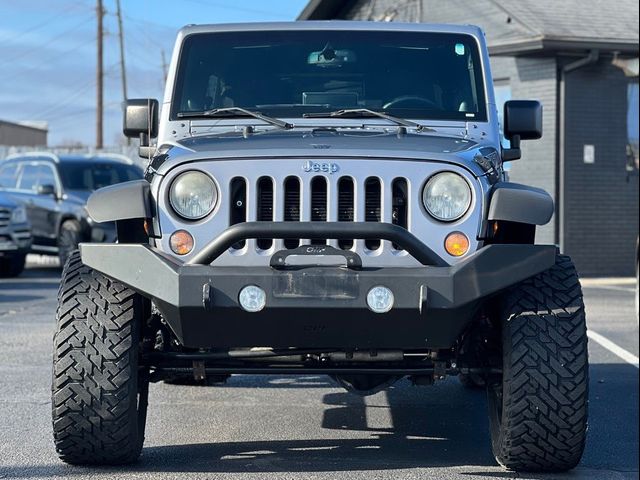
<box><xmin>80</xmin><ymin>221</ymin><xmax>555</xmax><ymax>349</ymax></box>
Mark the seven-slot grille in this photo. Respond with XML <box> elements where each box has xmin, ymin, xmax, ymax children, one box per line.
<box><xmin>227</xmin><ymin>175</ymin><xmax>409</xmax><ymax>251</ymax></box>
<box><xmin>0</xmin><ymin>208</ymin><xmax>11</xmax><ymax>228</ymax></box>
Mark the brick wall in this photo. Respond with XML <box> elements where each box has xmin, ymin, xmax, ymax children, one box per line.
<box><xmin>562</xmin><ymin>59</ymin><xmax>639</xmax><ymax>276</ymax></box>
<box><xmin>491</xmin><ymin>56</ymin><xmax>559</xmax><ymax>245</ymax></box>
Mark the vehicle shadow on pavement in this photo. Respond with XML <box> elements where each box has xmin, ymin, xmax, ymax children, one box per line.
<box><xmin>0</xmin><ymin>364</ymin><xmax>637</xmax><ymax>478</ymax></box>
<box><xmin>144</xmin><ymin>378</ymin><xmax>499</xmax><ymax>473</ymax></box>
<box><xmin>139</xmin><ymin>364</ymin><xmax>638</xmax><ymax>475</ymax></box>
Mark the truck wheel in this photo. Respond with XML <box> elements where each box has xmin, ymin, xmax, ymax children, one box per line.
<box><xmin>52</xmin><ymin>251</ymin><xmax>149</xmax><ymax>465</ymax></box>
<box><xmin>487</xmin><ymin>254</ymin><xmax>588</xmax><ymax>472</ymax></box>
<box><xmin>0</xmin><ymin>253</ymin><xmax>26</xmax><ymax>277</ymax></box>
<box><xmin>58</xmin><ymin>220</ymin><xmax>81</xmax><ymax>267</ymax></box>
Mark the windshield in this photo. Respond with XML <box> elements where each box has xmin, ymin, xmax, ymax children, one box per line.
<box><xmin>172</xmin><ymin>30</ymin><xmax>486</xmax><ymax>122</ymax></box>
<box><xmin>59</xmin><ymin>163</ymin><xmax>142</xmax><ymax>191</ymax></box>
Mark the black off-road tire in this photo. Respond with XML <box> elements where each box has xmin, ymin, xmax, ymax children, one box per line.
<box><xmin>52</xmin><ymin>251</ymin><xmax>149</xmax><ymax>465</ymax></box>
<box><xmin>488</xmin><ymin>254</ymin><xmax>588</xmax><ymax>472</ymax></box>
<box><xmin>58</xmin><ymin>220</ymin><xmax>81</xmax><ymax>267</ymax></box>
<box><xmin>0</xmin><ymin>253</ymin><xmax>26</xmax><ymax>277</ymax></box>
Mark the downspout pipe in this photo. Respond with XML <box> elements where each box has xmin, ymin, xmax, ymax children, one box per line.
<box><xmin>563</xmin><ymin>49</ymin><xmax>600</xmax><ymax>73</ymax></box>
<box><xmin>557</xmin><ymin>49</ymin><xmax>599</xmax><ymax>252</ymax></box>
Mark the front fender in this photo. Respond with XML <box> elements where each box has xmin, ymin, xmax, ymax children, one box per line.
<box><xmin>488</xmin><ymin>182</ymin><xmax>554</xmax><ymax>226</ymax></box>
<box><xmin>86</xmin><ymin>180</ymin><xmax>152</xmax><ymax>222</ymax></box>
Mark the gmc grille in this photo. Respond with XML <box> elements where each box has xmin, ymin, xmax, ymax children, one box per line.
<box><xmin>0</xmin><ymin>208</ymin><xmax>11</xmax><ymax>228</ymax></box>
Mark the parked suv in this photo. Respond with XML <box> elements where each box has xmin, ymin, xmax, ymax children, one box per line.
<box><xmin>52</xmin><ymin>22</ymin><xmax>589</xmax><ymax>472</ymax></box>
<box><xmin>0</xmin><ymin>192</ymin><xmax>31</xmax><ymax>277</ymax></box>
<box><xmin>0</xmin><ymin>153</ymin><xmax>142</xmax><ymax>265</ymax></box>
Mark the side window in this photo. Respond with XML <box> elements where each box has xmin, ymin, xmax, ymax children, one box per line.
<box><xmin>0</xmin><ymin>163</ymin><xmax>19</xmax><ymax>188</ymax></box>
<box><xmin>17</xmin><ymin>164</ymin><xmax>39</xmax><ymax>191</ymax></box>
<box><xmin>494</xmin><ymin>81</ymin><xmax>512</xmax><ymax>149</ymax></box>
<box><xmin>37</xmin><ymin>164</ymin><xmax>57</xmax><ymax>188</ymax></box>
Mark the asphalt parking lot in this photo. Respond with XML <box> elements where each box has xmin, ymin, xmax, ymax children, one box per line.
<box><xmin>1</xmin><ymin>257</ymin><xmax>638</xmax><ymax>480</ymax></box>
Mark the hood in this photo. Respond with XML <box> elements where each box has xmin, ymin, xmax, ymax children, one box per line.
<box><xmin>178</xmin><ymin>129</ymin><xmax>477</xmax><ymax>155</ymax></box>
<box><xmin>156</xmin><ymin>129</ymin><xmax>492</xmax><ymax>177</ymax></box>
<box><xmin>0</xmin><ymin>191</ymin><xmax>19</xmax><ymax>209</ymax></box>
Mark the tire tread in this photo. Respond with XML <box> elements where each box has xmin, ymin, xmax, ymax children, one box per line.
<box><xmin>492</xmin><ymin>255</ymin><xmax>589</xmax><ymax>472</ymax></box>
<box><xmin>52</xmin><ymin>251</ymin><xmax>146</xmax><ymax>465</ymax></box>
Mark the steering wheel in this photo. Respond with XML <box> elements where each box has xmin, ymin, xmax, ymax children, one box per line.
<box><xmin>383</xmin><ymin>95</ymin><xmax>441</xmax><ymax>110</ymax></box>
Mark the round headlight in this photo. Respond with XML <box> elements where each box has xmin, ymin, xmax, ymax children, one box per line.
<box><xmin>423</xmin><ymin>172</ymin><xmax>472</xmax><ymax>221</ymax></box>
<box><xmin>169</xmin><ymin>171</ymin><xmax>217</xmax><ymax>220</ymax></box>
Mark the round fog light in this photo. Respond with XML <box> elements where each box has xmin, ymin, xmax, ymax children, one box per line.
<box><xmin>444</xmin><ymin>231</ymin><xmax>470</xmax><ymax>257</ymax></box>
<box><xmin>239</xmin><ymin>285</ymin><xmax>266</xmax><ymax>312</ymax></box>
<box><xmin>367</xmin><ymin>286</ymin><xmax>394</xmax><ymax>313</ymax></box>
<box><xmin>169</xmin><ymin>230</ymin><xmax>194</xmax><ymax>255</ymax></box>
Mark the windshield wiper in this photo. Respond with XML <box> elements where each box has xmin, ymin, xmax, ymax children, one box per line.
<box><xmin>177</xmin><ymin>107</ymin><xmax>293</xmax><ymax>129</ymax></box>
<box><xmin>303</xmin><ymin>108</ymin><xmax>434</xmax><ymax>132</ymax></box>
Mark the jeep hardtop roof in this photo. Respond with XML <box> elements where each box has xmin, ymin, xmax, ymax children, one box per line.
<box><xmin>176</xmin><ymin>21</ymin><xmax>484</xmax><ymax>38</ymax></box>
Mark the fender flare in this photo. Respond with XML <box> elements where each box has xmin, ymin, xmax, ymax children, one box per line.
<box><xmin>86</xmin><ymin>180</ymin><xmax>152</xmax><ymax>223</ymax></box>
<box><xmin>488</xmin><ymin>182</ymin><xmax>554</xmax><ymax>226</ymax></box>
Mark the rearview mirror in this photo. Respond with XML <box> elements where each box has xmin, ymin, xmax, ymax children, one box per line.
<box><xmin>502</xmin><ymin>100</ymin><xmax>542</xmax><ymax>161</ymax></box>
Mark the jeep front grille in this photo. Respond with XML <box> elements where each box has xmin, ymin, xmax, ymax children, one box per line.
<box><xmin>155</xmin><ymin>159</ymin><xmax>483</xmax><ymax>267</ymax></box>
<box><xmin>0</xmin><ymin>208</ymin><xmax>11</xmax><ymax>228</ymax></box>
<box><xmin>337</xmin><ymin>177</ymin><xmax>354</xmax><ymax>249</ymax></box>
<box><xmin>226</xmin><ymin>175</ymin><xmax>408</xmax><ymax>253</ymax></box>
<box><xmin>256</xmin><ymin>176</ymin><xmax>274</xmax><ymax>250</ymax></box>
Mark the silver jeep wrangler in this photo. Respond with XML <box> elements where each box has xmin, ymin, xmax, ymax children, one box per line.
<box><xmin>52</xmin><ymin>22</ymin><xmax>589</xmax><ymax>472</ymax></box>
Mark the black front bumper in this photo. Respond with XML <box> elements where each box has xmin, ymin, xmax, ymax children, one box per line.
<box><xmin>79</xmin><ymin>222</ymin><xmax>556</xmax><ymax>349</ymax></box>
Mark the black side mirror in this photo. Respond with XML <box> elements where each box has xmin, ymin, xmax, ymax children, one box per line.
<box><xmin>123</xmin><ymin>99</ymin><xmax>159</xmax><ymax>158</ymax></box>
<box><xmin>502</xmin><ymin>100</ymin><xmax>543</xmax><ymax>161</ymax></box>
<box><xmin>37</xmin><ymin>184</ymin><xmax>56</xmax><ymax>196</ymax></box>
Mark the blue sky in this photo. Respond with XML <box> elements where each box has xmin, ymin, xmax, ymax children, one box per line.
<box><xmin>0</xmin><ymin>0</ymin><xmax>309</xmax><ymax>146</ymax></box>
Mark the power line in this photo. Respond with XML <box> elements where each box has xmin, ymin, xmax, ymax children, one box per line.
<box><xmin>0</xmin><ymin>14</ymin><xmax>94</xmax><ymax>67</ymax></box>
<box><xmin>179</xmin><ymin>0</ymin><xmax>297</xmax><ymax>19</ymax></box>
<box><xmin>0</xmin><ymin>39</ymin><xmax>90</xmax><ymax>83</ymax></box>
<box><xmin>0</xmin><ymin>2</ymin><xmax>90</xmax><ymax>44</ymax></box>
<box><xmin>25</xmin><ymin>62</ymin><xmax>118</xmax><ymax>119</ymax></box>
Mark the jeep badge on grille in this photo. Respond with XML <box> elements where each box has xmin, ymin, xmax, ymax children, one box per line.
<box><xmin>302</xmin><ymin>160</ymin><xmax>339</xmax><ymax>174</ymax></box>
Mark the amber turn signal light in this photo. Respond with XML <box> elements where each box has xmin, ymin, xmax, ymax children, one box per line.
<box><xmin>444</xmin><ymin>232</ymin><xmax>469</xmax><ymax>257</ymax></box>
<box><xmin>170</xmin><ymin>230</ymin><xmax>194</xmax><ymax>255</ymax></box>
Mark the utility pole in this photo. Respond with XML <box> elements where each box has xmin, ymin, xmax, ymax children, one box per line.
<box><xmin>161</xmin><ymin>49</ymin><xmax>168</xmax><ymax>83</ymax></box>
<box><xmin>96</xmin><ymin>0</ymin><xmax>104</xmax><ymax>149</ymax></box>
<box><xmin>115</xmin><ymin>0</ymin><xmax>130</xmax><ymax>145</ymax></box>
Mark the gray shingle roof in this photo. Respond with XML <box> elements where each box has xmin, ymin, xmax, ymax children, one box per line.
<box><xmin>501</xmin><ymin>0</ymin><xmax>639</xmax><ymax>43</ymax></box>
<box><xmin>298</xmin><ymin>0</ymin><xmax>639</xmax><ymax>53</ymax></box>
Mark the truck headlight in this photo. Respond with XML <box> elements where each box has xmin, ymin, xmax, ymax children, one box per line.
<box><xmin>10</xmin><ymin>206</ymin><xmax>27</xmax><ymax>224</ymax></box>
<box><xmin>422</xmin><ymin>172</ymin><xmax>472</xmax><ymax>221</ymax></box>
<box><xmin>169</xmin><ymin>171</ymin><xmax>217</xmax><ymax>220</ymax></box>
